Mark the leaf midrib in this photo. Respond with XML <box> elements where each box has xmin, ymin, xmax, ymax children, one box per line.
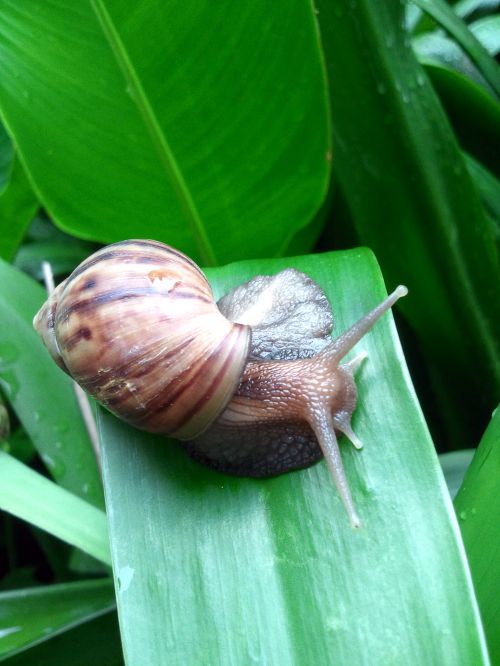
<box><xmin>90</xmin><ymin>0</ymin><xmax>218</xmax><ymax>266</ymax></box>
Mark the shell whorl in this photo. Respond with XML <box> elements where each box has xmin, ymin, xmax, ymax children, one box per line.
<box><xmin>33</xmin><ymin>240</ymin><xmax>251</xmax><ymax>440</ymax></box>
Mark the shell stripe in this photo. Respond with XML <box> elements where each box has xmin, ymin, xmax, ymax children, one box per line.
<box><xmin>65</xmin><ymin>241</ymin><xmax>206</xmax><ymax>286</ymax></box>
<box><xmin>137</xmin><ymin>324</ymin><xmax>243</xmax><ymax>432</ymax></box>
<box><xmin>112</xmin><ymin>240</ymin><xmax>206</xmax><ymax>276</ymax></box>
<box><xmin>170</xmin><ymin>326</ymin><xmax>246</xmax><ymax>436</ymax></box>
<box><xmin>85</xmin><ymin>336</ymin><xmax>198</xmax><ymax>396</ymax></box>
<box><xmin>58</xmin><ymin>287</ymin><xmax>210</xmax><ymax>320</ymax></box>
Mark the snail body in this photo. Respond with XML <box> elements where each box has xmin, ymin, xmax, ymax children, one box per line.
<box><xmin>34</xmin><ymin>239</ymin><xmax>407</xmax><ymax>528</ymax></box>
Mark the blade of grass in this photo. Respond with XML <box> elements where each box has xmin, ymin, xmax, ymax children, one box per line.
<box><xmin>0</xmin><ymin>610</ymin><xmax>122</xmax><ymax>666</ymax></box>
<box><xmin>0</xmin><ymin>579</ymin><xmax>115</xmax><ymax>660</ymax></box>
<box><xmin>0</xmin><ymin>451</ymin><xmax>110</xmax><ymax>565</ymax></box>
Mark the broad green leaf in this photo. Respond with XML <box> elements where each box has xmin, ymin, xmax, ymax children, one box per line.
<box><xmin>455</xmin><ymin>407</ymin><xmax>500</xmax><ymax>664</ymax></box>
<box><xmin>0</xmin><ymin>0</ymin><xmax>330</xmax><ymax>266</ymax></box>
<box><xmin>99</xmin><ymin>250</ymin><xmax>487</xmax><ymax>665</ymax></box>
<box><xmin>0</xmin><ymin>451</ymin><xmax>110</xmax><ymax>566</ymax></box>
<box><xmin>412</xmin><ymin>0</ymin><xmax>500</xmax><ymax>96</ymax></box>
<box><xmin>0</xmin><ymin>155</ymin><xmax>38</xmax><ymax>261</ymax></box>
<box><xmin>0</xmin><ymin>579</ymin><xmax>114</xmax><ymax>660</ymax></box>
<box><xmin>0</xmin><ymin>260</ymin><xmax>103</xmax><ymax>506</ymax></box>
<box><xmin>1</xmin><ymin>610</ymin><xmax>122</xmax><ymax>666</ymax></box>
<box><xmin>317</xmin><ymin>0</ymin><xmax>500</xmax><ymax>449</ymax></box>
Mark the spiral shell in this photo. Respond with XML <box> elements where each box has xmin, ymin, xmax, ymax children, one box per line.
<box><xmin>33</xmin><ymin>240</ymin><xmax>251</xmax><ymax>440</ymax></box>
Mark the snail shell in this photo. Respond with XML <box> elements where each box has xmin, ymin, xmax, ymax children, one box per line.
<box><xmin>33</xmin><ymin>240</ymin><xmax>251</xmax><ymax>440</ymax></box>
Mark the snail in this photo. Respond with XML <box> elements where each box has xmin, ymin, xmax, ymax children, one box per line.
<box><xmin>33</xmin><ymin>239</ymin><xmax>407</xmax><ymax>528</ymax></box>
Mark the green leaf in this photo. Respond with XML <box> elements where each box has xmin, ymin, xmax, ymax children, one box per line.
<box><xmin>317</xmin><ymin>0</ymin><xmax>500</xmax><ymax>449</ymax></box>
<box><xmin>0</xmin><ymin>122</ymin><xmax>13</xmax><ymax>191</ymax></box>
<box><xmin>0</xmin><ymin>259</ymin><xmax>103</xmax><ymax>506</ymax></box>
<box><xmin>0</xmin><ymin>579</ymin><xmax>115</xmax><ymax>660</ymax></box>
<box><xmin>0</xmin><ymin>451</ymin><xmax>110</xmax><ymax>566</ymax></box>
<box><xmin>1</xmin><ymin>428</ymin><xmax>35</xmax><ymax>465</ymax></box>
<box><xmin>470</xmin><ymin>16</ymin><xmax>500</xmax><ymax>55</ymax></box>
<box><xmin>0</xmin><ymin>610</ymin><xmax>123</xmax><ymax>666</ymax></box>
<box><xmin>412</xmin><ymin>0</ymin><xmax>500</xmax><ymax>96</ymax></box>
<box><xmin>454</xmin><ymin>0</ymin><xmax>500</xmax><ymax>20</ymax></box>
<box><xmin>99</xmin><ymin>250</ymin><xmax>487</xmax><ymax>665</ymax></box>
<box><xmin>0</xmin><ymin>154</ymin><xmax>38</xmax><ymax>262</ymax></box>
<box><xmin>413</xmin><ymin>31</ymin><xmax>492</xmax><ymax>94</ymax></box>
<box><xmin>13</xmin><ymin>239</ymin><xmax>98</xmax><ymax>281</ymax></box>
<box><xmin>455</xmin><ymin>406</ymin><xmax>500</xmax><ymax>664</ymax></box>
<box><xmin>464</xmin><ymin>152</ymin><xmax>500</xmax><ymax>242</ymax></box>
<box><xmin>1</xmin><ymin>612</ymin><xmax>124</xmax><ymax>666</ymax></box>
<box><xmin>424</xmin><ymin>63</ymin><xmax>500</xmax><ymax>178</ymax></box>
<box><xmin>0</xmin><ymin>0</ymin><xmax>330</xmax><ymax>265</ymax></box>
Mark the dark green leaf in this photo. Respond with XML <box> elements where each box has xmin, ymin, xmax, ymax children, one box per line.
<box><xmin>0</xmin><ymin>579</ymin><xmax>115</xmax><ymax>660</ymax></box>
<box><xmin>14</xmin><ymin>239</ymin><xmax>98</xmax><ymax>281</ymax></box>
<box><xmin>424</xmin><ymin>63</ymin><xmax>500</xmax><ymax>178</ymax></box>
<box><xmin>1</xmin><ymin>428</ymin><xmax>35</xmax><ymax>465</ymax></box>
<box><xmin>1</xmin><ymin>610</ymin><xmax>122</xmax><ymax>666</ymax></box>
<box><xmin>0</xmin><ymin>122</ymin><xmax>13</xmax><ymax>191</ymax></box>
<box><xmin>455</xmin><ymin>406</ymin><xmax>500</xmax><ymax>664</ymax></box>
<box><xmin>0</xmin><ymin>259</ymin><xmax>103</xmax><ymax>506</ymax></box>
<box><xmin>317</xmin><ymin>0</ymin><xmax>500</xmax><ymax>449</ymax></box>
<box><xmin>464</xmin><ymin>152</ymin><xmax>500</xmax><ymax>242</ymax></box>
<box><xmin>0</xmin><ymin>155</ymin><xmax>38</xmax><ymax>261</ymax></box>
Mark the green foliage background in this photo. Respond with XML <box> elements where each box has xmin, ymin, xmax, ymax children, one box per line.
<box><xmin>0</xmin><ymin>0</ymin><xmax>498</xmax><ymax>664</ymax></box>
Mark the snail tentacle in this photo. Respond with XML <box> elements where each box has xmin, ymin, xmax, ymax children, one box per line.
<box><xmin>306</xmin><ymin>405</ymin><xmax>361</xmax><ymax>529</ymax></box>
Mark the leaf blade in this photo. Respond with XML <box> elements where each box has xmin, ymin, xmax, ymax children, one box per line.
<box><xmin>0</xmin><ymin>0</ymin><xmax>330</xmax><ymax>264</ymax></box>
<box><xmin>99</xmin><ymin>250</ymin><xmax>488</xmax><ymax>665</ymax></box>
<box><xmin>0</xmin><ymin>579</ymin><xmax>115</xmax><ymax>660</ymax></box>
<box><xmin>455</xmin><ymin>406</ymin><xmax>500</xmax><ymax>663</ymax></box>
<box><xmin>0</xmin><ymin>451</ymin><xmax>110</xmax><ymax>565</ymax></box>
<box><xmin>0</xmin><ymin>259</ymin><xmax>103</xmax><ymax>506</ymax></box>
<box><xmin>317</xmin><ymin>0</ymin><xmax>500</xmax><ymax>449</ymax></box>
<box><xmin>90</xmin><ymin>0</ymin><xmax>216</xmax><ymax>266</ymax></box>
<box><xmin>412</xmin><ymin>0</ymin><xmax>500</xmax><ymax>96</ymax></box>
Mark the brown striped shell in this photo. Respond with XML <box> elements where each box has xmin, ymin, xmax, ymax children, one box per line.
<box><xmin>33</xmin><ymin>240</ymin><xmax>251</xmax><ymax>440</ymax></box>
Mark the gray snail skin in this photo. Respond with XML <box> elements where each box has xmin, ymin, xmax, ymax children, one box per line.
<box><xmin>33</xmin><ymin>239</ymin><xmax>407</xmax><ymax>528</ymax></box>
